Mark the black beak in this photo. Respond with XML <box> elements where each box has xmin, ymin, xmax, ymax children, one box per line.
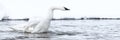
<box><xmin>64</xmin><ymin>7</ymin><xmax>70</xmax><ymax>10</ymax></box>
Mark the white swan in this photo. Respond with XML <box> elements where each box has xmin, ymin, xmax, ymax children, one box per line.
<box><xmin>9</xmin><ymin>6</ymin><xmax>70</xmax><ymax>33</ymax></box>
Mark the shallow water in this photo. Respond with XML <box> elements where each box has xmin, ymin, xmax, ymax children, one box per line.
<box><xmin>0</xmin><ymin>20</ymin><xmax>120</xmax><ymax>40</ymax></box>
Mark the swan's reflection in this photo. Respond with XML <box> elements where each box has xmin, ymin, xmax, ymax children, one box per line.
<box><xmin>22</xmin><ymin>33</ymin><xmax>50</xmax><ymax>40</ymax></box>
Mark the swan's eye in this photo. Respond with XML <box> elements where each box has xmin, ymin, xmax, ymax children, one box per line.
<box><xmin>64</xmin><ymin>7</ymin><xmax>70</xmax><ymax>10</ymax></box>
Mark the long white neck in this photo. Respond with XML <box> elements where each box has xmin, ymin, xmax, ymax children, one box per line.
<box><xmin>47</xmin><ymin>8</ymin><xmax>54</xmax><ymax>20</ymax></box>
<box><xmin>46</xmin><ymin>7</ymin><xmax>63</xmax><ymax>20</ymax></box>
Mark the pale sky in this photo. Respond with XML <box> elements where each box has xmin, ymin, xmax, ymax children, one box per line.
<box><xmin>0</xmin><ymin>0</ymin><xmax>120</xmax><ymax>19</ymax></box>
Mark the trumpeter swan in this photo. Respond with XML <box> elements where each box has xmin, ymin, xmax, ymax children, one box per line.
<box><xmin>9</xmin><ymin>6</ymin><xmax>70</xmax><ymax>33</ymax></box>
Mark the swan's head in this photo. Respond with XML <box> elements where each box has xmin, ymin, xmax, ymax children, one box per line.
<box><xmin>64</xmin><ymin>7</ymin><xmax>70</xmax><ymax>10</ymax></box>
<box><xmin>51</xmin><ymin>7</ymin><xmax>70</xmax><ymax>11</ymax></box>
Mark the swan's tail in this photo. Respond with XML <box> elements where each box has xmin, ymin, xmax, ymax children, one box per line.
<box><xmin>8</xmin><ymin>27</ymin><xmax>17</xmax><ymax>31</ymax></box>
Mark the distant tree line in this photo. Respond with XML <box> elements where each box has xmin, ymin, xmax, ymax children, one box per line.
<box><xmin>52</xmin><ymin>17</ymin><xmax>120</xmax><ymax>20</ymax></box>
<box><xmin>1</xmin><ymin>17</ymin><xmax>120</xmax><ymax>21</ymax></box>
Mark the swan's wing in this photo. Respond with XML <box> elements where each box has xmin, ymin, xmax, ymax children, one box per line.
<box><xmin>9</xmin><ymin>18</ymin><xmax>41</xmax><ymax>32</ymax></box>
<box><xmin>8</xmin><ymin>24</ymin><xmax>26</xmax><ymax>32</ymax></box>
<box><xmin>9</xmin><ymin>22</ymin><xmax>38</xmax><ymax>32</ymax></box>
